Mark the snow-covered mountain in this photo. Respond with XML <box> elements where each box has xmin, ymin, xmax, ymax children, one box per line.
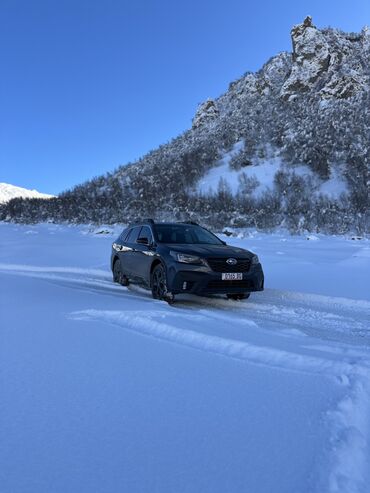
<box><xmin>1</xmin><ymin>17</ymin><xmax>369</xmax><ymax>233</ymax></box>
<box><xmin>0</xmin><ymin>183</ymin><xmax>54</xmax><ymax>204</ymax></box>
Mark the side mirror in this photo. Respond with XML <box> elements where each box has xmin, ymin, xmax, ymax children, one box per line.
<box><xmin>137</xmin><ymin>237</ymin><xmax>150</xmax><ymax>245</ymax></box>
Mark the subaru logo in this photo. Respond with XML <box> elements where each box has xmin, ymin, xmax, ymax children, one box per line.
<box><xmin>226</xmin><ymin>258</ymin><xmax>237</xmax><ymax>265</ymax></box>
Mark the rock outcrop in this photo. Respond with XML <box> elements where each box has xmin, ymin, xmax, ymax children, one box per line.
<box><xmin>192</xmin><ymin>99</ymin><xmax>219</xmax><ymax>128</ymax></box>
<box><xmin>281</xmin><ymin>16</ymin><xmax>330</xmax><ymax>99</ymax></box>
<box><xmin>281</xmin><ymin>16</ymin><xmax>369</xmax><ymax>100</ymax></box>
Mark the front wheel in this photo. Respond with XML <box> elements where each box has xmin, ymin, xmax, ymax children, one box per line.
<box><xmin>151</xmin><ymin>264</ymin><xmax>174</xmax><ymax>303</ymax></box>
<box><xmin>113</xmin><ymin>259</ymin><xmax>129</xmax><ymax>286</ymax></box>
<box><xmin>227</xmin><ymin>293</ymin><xmax>250</xmax><ymax>301</ymax></box>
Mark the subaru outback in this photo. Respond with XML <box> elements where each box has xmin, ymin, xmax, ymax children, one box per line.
<box><xmin>111</xmin><ymin>220</ymin><xmax>264</xmax><ymax>303</ymax></box>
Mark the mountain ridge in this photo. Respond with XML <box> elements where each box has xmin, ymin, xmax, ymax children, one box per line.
<box><xmin>0</xmin><ymin>183</ymin><xmax>54</xmax><ymax>204</ymax></box>
<box><xmin>1</xmin><ymin>17</ymin><xmax>369</xmax><ymax>233</ymax></box>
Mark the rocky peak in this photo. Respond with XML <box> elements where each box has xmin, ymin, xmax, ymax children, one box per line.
<box><xmin>280</xmin><ymin>16</ymin><xmax>369</xmax><ymax>100</ymax></box>
<box><xmin>281</xmin><ymin>16</ymin><xmax>330</xmax><ymax>99</ymax></box>
<box><xmin>192</xmin><ymin>99</ymin><xmax>219</xmax><ymax>129</ymax></box>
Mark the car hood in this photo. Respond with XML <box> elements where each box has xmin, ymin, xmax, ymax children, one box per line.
<box><xmin>163</xmin><ymin>243</ymin><xmax>253</xmax><ymax>258</ymax></box>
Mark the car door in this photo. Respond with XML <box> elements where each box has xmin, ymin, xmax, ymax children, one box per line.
<box><xmin>113</xmin><ymin>228</ymin><xmax>131</xmax><ymax>273</ymax></box>
<box><xmin>132</xmin><ymin>226</ymin><xmax>155</xmax><ymax>284</ymax></box>
<box><xmin>122</xmin><ymin>225</ymin><xmax>142</xmax><ymax>277</ymax></box>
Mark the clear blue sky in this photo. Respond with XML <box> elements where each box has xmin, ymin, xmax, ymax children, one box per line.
<box><xmin>1</xmin><ymin>0</ymin><xmax>369</xmax><ymax>194</ymax></box>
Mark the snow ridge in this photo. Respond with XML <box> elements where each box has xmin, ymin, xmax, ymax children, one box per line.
<box><xmin>70</xmin><ymin>308</ymin><xmax>359</xmax><ymax>377</ymax></box>
<box><xmin>327</xmin><ymin>376</ymin><xmax>370</xmax><ymax>493</ymax></box>
<box><xmin>71</xmin><ymin>308</ymin><xmax>370</xmax><ymax>493</ymax></box>
<box><xmin>0</xmin><ymin>182</ymin><xmax>54</xmax><ymax>204</ymax></box>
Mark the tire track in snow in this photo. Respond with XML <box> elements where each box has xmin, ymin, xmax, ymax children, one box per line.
<box><xmin>0</xmin><ymin>263</ymin><xmax>110</xmax><ymax>278</ymax></box>
<box><xmin>181</xmin><ymin>298</ymin><xmax>370</xmax><ymax>346</ymax></box>
<box><xmin>1</xmin><ymin>263</ymin><xmax>369</xmax><ymax>344</ymax></box>
<box><xmin>69</xmin><ymin>308</ymin><xmax>360</xmax><ymax>377</ymax></box>
<box><xmin>70</xmin><ymin>308</ymin><xmax>370</xmax><ymax>493</ymax></box>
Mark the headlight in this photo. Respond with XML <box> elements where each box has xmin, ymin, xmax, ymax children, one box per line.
<box><xmin>251</xmin><ymin>254</ymin><xmax>259</xmax><ymax>265</ymax></box>
<box><xmin>170</xmin><ymin>251</ymin><xmax>207</xmax><ymax>265</ymax></box>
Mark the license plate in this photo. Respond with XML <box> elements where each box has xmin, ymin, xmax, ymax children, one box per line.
<box><xmin>222</xmin><ymin>273</ymin><xmax>243</xmax><ymax>280</ymax></box>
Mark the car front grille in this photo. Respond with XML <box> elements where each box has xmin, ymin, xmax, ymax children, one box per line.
<box><xmin>207</xmin><ymin>280</ymin><xmax>253</xmax><ymax>290</ymax></box>
<box><xmin>206</xmin><ymin>258</ymin><xmax>251</xmax><ymax>273</ymax></box>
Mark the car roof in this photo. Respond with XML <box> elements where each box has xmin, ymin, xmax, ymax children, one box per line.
<box><xmin>128</xmin><ymin>220</ymin><xmax>199</xmax><ymax>228</ymax></box>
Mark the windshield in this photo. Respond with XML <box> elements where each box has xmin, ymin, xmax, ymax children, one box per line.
<box><xmin>154</xmin><ymin>224</ymin><xmax>223</xmax><ymax>245</ymax></box>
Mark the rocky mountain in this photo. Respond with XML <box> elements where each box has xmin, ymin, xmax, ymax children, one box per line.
<box><xmin>0</xmin><ymin>183</ymin><xmax>54</xmax><ymax>204</ymax></box>
<box><xmin>1</xmin><ymin>17</ymin><xmax>369</xmax><ymax>233</ymax></box>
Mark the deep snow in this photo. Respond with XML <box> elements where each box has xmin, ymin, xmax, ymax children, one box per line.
<box><xmin>0</xmin><ymin>223</ymin><xmax>369</xmax><ymax>493</ymax></box>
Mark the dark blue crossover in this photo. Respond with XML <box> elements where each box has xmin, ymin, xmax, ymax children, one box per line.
<box><xmin>111</xmin><ymin>220</ymin><xmax>264</xmax><ymax>303</ymax></box>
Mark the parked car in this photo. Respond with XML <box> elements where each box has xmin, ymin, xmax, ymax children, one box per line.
<box><xmin>111</xmin><ymin>220</ymin><xmax>264</xmax><ymax>303</ymax></box>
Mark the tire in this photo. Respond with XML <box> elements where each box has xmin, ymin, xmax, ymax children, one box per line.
<box><xmin>226</xmin><ymin>293</ymin><xmax>250</xmax><ymax>301</ymax></box>
<box><xmin>113</xmin><ymin>259</ymin><xmax>129</xmax><ymax>286</ymax></box>
<box><xmin>151</xmin><ymin>264</ymin><xmax>174</xmax><ymax>303</ymax></box>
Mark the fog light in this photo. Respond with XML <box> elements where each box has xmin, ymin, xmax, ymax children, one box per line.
<box><xmin>182</xmin><ymin>281</ymin><xmax>187</xmax><ymax>290</ymax></box>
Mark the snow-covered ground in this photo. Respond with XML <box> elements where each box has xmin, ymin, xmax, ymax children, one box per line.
<box><xmin>0</xmin><ymin>222</ymin><xmax>369</xmax><ymax>493</ymax></box>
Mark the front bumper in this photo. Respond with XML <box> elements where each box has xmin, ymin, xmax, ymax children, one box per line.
<box><xmin>167</xmin><ymin>262</ymin><xmax>264</xmax><ymax>295</ymax></box>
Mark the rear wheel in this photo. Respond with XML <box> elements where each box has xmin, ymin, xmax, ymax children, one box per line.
<box><xmin>226</xmin><ymin>293</ymin><xmax>250</xmax><ymax>301</ymax></box>
<box><xmin>151</xmin><ymin>264</ymin><xmax>174</xmax><ymax>303</ymax></box>
<box><xmin>113</xmin><ymin>259</ymin><xmax>129</xmax><ymax>286</ymax></box>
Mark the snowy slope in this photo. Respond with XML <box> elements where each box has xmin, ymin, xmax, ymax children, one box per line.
<box><xmin>196</xmin><ymin>142</ymin><xmax>349</xmax><ymax>199</ymax></box>
<box><xmin>0</xmin><ymin>182</ymin><xmax>54</xmax><ymax>204</ymax></box>
<box><xmin>0</xmin><ymin>223</ymin><xmax>369</xmax><ymax>493</ymax></box>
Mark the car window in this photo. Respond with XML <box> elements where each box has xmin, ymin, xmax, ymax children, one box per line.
<box><xmin>119</xmin><ymin>229</ymin><xmax>129</xmax><ymax>242</ymax></box>
<box><xmin>123</xmin><ymin>228</ymin><xmax>133</xmax><ymax>242</ymax></box>
<box><xmin>154</xmin><ymin>224</ymin><xmax>223</xmax><ymax>245</ymax></box>
<box><xmin>138</xmin><ymin>226</ymin><xmax>153</xmax><ymax>243</ymax></box>
<box><xmin>127</xmin><ymin>226</ymin><xmax>141</xmax><ymax>243</ymax></box>
<box><xmin>192</xmin><ymin>227</ymin><xmax>221</xmax><ymax>244</ymax></box>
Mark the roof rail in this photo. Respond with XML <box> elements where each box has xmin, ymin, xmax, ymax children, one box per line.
<box><xmin>179</xmin><ymin>221</ymin><xmax>199</xmax><ymax>226</ymax></box>
<box><xmin>130</xmin><ymin>218</ymin><xmax>155</xmax><ymax>226</ymax></box>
